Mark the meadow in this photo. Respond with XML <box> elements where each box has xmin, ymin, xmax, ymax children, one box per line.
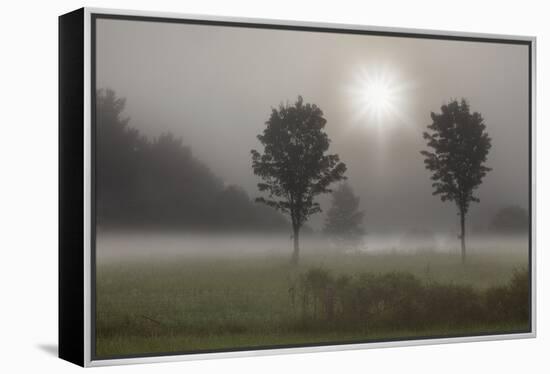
<box><xmin>95</xmin><ymin>248</ymin><xmax>530</xmax><ymax>358</ymax></box>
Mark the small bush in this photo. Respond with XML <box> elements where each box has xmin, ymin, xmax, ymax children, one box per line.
<box><xmin>486</xmin><ymin>268</ymin><xmax>529</xmax><ymax>323</ymax></box>
<box><xmin>298</xmin><ymin>268</ymin><xmax>336</xmax><ymax>321</ymax></box>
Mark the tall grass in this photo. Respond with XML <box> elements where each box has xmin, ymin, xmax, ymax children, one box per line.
<box><xmin>95</xmin><ymin>252</ymin><xmax>529</xmax><ymax>357</ymax></box>
<box><xmin>295</xmin><ymin>267</ymin><xmax>529</xmax><ymax>331</ymax></box>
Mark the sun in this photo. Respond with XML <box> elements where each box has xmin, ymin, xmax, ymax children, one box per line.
<box><xmin>361</xmin><ymin>75</ymin><xmax>394</xmax><ymax>118</ymax></box>
<box><xmin>349</xmin><ymin>66</ymin><xmax>409</xmax><ymax>127</ymax></box>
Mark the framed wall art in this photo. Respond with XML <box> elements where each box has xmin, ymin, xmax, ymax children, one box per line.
<box><xmin>59</xmin><ymin>7</ymin><xmax>536</xmax><ymax>367</ymax></box>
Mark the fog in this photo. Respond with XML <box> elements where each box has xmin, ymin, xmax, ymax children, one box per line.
<box><xmin>96</xmin><ymin>231</ymin><xmax>528</xmax><ymax>264</ymax></box>
<box><xmin>95</xmin><ymin>18</ymin><xmax>530</xmax><ymax>249</ymax></box>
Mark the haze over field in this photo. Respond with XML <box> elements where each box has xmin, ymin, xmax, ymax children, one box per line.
<box><xmin>96</xmin><ymin>232</ymin><xmax>529</xmax><ymax>264</ymax></box>
<box><xmin>96</xmin><ymin>19</ymin><xmax>530</xmax><ymax>234</ymax></box>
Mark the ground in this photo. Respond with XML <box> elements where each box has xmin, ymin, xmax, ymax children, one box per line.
<box><xmin>95</xmin><ymin>250</ymin><xmax>529</xmax><ymax>358</ymax></box>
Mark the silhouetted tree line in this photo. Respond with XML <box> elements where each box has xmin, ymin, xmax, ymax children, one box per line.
<box><xmin>96</xmin><ymin>89</ymin><xmax>288</xmax><ymax>231</ymax></box>
<box><xmin>489</xmin><ymin>205</ymin><xmax>529</xmax><ymax>234</ymax></box>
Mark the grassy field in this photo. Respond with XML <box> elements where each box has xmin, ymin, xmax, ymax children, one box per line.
<box><xmin>95</xmin><ymin>251</ymin><xmax>529</xmax><ymax>358</ymax></box>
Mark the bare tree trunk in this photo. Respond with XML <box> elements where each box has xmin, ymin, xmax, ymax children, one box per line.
<box><xmin>460</xmin><ymin>210</ymin><xmax>466</xmax><ymax>265</ymax></box>
<box><xmin>291</xmin><ymin>225</ymin><xmax>300</xmax><ymax>265</ymax></box>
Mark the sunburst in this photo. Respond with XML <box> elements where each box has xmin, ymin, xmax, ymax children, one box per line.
<box><xmin>349</xmin><ymin>65</ymin><xmax>410</xmax><ymax>128</ymax></box>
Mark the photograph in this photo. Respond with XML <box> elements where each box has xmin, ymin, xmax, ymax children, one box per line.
<box><xmin>92</xmin><ymin>15</ymin><xmax>532</xmax><ymax>359</ymax></box>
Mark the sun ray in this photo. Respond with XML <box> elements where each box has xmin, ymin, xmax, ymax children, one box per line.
<box><xmin>347</xmin><ymin>65</ymin><xmax>412</xmax><ymax>130</ymax></box>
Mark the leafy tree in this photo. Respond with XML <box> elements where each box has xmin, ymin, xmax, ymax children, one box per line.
<box><xmin>324</xmin><ymin>183</ymin><xmax>365</xmax><ymax>249</ymax></box>
<box><xmin>251</xmin><ymin>96</ymin><xmax>347</xmax><ymax>264</ymax></box>
<box><xmin>490</xmin><ymin>205</ymin><xmax>529</xmax><ymax>234</ymax></box>
<box><xmin>421</xmin><ymin>99</ymin><xmax>492</xmax><ymax>264</ymax></box>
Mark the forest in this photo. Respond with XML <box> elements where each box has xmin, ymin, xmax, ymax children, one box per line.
<box><xmin>96</xmin><ymin>89</ymin><xmax>288</xmax><ymax>232</ymax></box>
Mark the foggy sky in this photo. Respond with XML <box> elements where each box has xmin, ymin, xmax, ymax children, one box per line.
<box><xmin>96</xmin><ymin>18</ymin><xmax>530</xmax><ymax>234</ymax></box>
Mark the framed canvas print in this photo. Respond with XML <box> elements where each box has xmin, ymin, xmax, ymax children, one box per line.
<box><xmin>59</xmin><ymin>7</ymin><xmax>536</xmax><ymax>367</ymax></box>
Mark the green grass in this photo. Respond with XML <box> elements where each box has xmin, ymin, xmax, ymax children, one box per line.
<box><xmin>96</xmin><ymin>323</ymin><xmax>528</xmax><ymax>358</ymax></box>
<box><xmin>95</xmin><ymin>251</ymin><xmax>529</xmax><ymax>358</ymax></box>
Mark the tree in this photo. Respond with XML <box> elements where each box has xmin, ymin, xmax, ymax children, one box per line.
<box><xmin>96</xmin><ymin>89</ymin><xmax>148</xmax><ymax>222</ymax></box>
<box><xmin>324</xmin><ymin>183</ymin><xmax>365</xmax><ymax>249</ymax></box>
<box><xmin>490</xmin><ymin>205</ymin><xmax>529</xmax><ymax>234</ymax></box>
<box><xmin>251</xmin><ymin>96</ymin><xmax>347</xmax><ymax>264</ymax></box>
<box><xmin>421</xmin><ymin>99</ymin><xmax>492</xmax><ymax>264</ymax></box>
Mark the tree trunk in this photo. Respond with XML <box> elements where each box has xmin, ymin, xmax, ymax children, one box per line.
<box><xmin>460</xmin><ymin>210</ymin><xmax>466</xmax><ymax>265</ymax></box>
<box><xmin>291</xmin><ymin>225</ymin><xmax>300</xmax><ymax>265</ymax></box>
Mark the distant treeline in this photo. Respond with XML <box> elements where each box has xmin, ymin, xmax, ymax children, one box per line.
<box><xmin>96</xmin><ymin>89</ymin><xmax>288</xmax><ymax>232</ymax></box>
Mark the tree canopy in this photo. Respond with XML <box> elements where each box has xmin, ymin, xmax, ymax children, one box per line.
<box><xmin>421</xmin><ymin>99</ymin><xmax>492</xmax><ymax>263</ymax></box>
<box><xmin>324</xmin><ymin>183</ymin><xmax>365</xmax><ymax>249</ymax></box>
<box><xmin>251</xmin><ymin>96</ymin><xmax>347</xmax><ymax>263</ymax></box>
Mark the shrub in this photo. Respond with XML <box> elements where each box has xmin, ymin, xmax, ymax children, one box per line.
<box><xmin>486</xmin><ymin>268</ymin><xmax>529</xmax><ymax>323</ymax></box>
<box><xmin>294</xmin><ymin>267</ymin><xmax>529</xmax><ymax>331</ymax></box>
